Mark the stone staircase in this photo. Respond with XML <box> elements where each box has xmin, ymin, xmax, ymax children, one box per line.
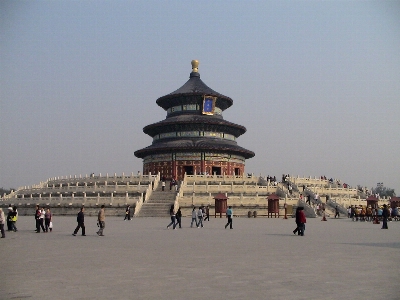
<box><xmin>137</xmin><ymin>182</ymin><xmax>177</xmax><ymax>217</ymax></box>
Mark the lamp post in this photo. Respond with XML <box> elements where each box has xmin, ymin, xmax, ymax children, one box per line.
<box><xmin>284</xmin><ymin>202</ymin><xmax>288</xmax><ymax>219</ymax></box>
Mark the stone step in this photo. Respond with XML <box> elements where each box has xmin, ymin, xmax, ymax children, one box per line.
<box><xmin>136</xmin><ymin>182</ymin><xmax>178</xmax><ymax>216</ymax></box>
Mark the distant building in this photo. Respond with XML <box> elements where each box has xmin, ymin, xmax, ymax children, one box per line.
<box><xmin>134</xmin><ymin>60</ymin><xmax>255</xmax><ymax>179</ymax></box>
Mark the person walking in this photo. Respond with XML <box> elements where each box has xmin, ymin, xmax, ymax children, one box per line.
<box><xmin>6</xmin><ymin>205</ymin><xmax>13</xmax><ymax>231</ymax></box>
<box><xmin>334</xmin><ymin>206</ymin><xmax>340</xmax><ymax>218</ymax></box>
<box><xmin>298</xmin><ymin>207</ymin><xmax>306</xmax><ymax>236</ymax></box>
<box><xmin>39</xmin><ymin>208</ymin><xmax>46</xmax><ymax>232</ymax></box>
<box><xmin>124</xmin><ymin>205</ymin><xmax>131</xmax><ymax>221</ymax></box>
<box><xmin>203</xmin><ymin>205</ymin><xmax>210</xmax><ymax>221</ymax></box>
<box><xmin>166</xmin><ymin>205</ymin><xmax>176</xmax><ymax>229</ymax></box>
<box><xmin>293</xmin><ymin>207</ymin><xmax>302</xmax><ymax>235</ymax></box>
<box><xmin>72</xmin><ymin>207</ymin><xmax>86</xmax><ymax>236</ymax></box>
<box><xmin>97</xmin><ymin>205</ymin><xmax>105</xmax><ymax>236</ymax></box>
<box><xmin>197</xmin><ymin>206</ymin><xmax>204</xmax><ymax>228</ymax></box>
<box><xmin>190</xmin><ymin>207</ymin><xmax>198</xmax><ymax>228</ymax></box>
<box><xmin>306</xmin><ymin>195</ymin><xmax>311</xmax><ymax>205</ymax></box>
<box><xmin>34</xmin><ymin>205</ymin><xmax>40</xmax><ymax>232</ymax></box>
<box><xmin>382</xmin><ymin>204</ymin><xmax>389</xmax><ymax>229</ymax></box>
<box><xmin>7</xmin><ymin>208</ymin><xmax>14</xmax><ymax>232</ymax></box>
<box><xmin>225</xmin><ymin>206</ymin><xmax>233</xmax><ymax>229</ymax></box>
<box><xmin>45</xmin><ymin>208</ymin><xmax>52</xmax><ymax>232</ymax></box>
<box><xmin>314</xmin><ymin>193</ymin><xmax>319</xmax><ymax>203</ymax></box>
<box><xmin>175</xmin><ymin>180</ymin><xmax>179</xmax><ymax>192</ymax></box>
<box><xmin>10</xmin><ymin>206</ymin><xmax>18</xmax><ymax>232</ymax></box>
<box><xmin>161</xmin><ymin>181</ymin><xmax>166</xmax><ymax>191</ymax></box>
<box><xmin>175</xmin><ymin>208</ymin><xmax>182</xmax><ymax>228</ymax></box>
<box><xmin>0</xmin><ymin>208</ymin><xmax>6</xmax><ymax>238</ymax></box>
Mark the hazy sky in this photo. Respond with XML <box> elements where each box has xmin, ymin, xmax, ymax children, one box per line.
<box><xmin>1</xmin><ymin>1</ymin><xmax>399</xmax><ymax>193</ymax></box>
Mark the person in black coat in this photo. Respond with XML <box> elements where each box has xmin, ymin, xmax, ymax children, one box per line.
<box><xmin>72</xmin><ymin>207</ymin><xmax>86</xmax><ymax>236</ymax></box>
<box><xmin>293</xmin><ymin>206</ymin><xmax>303</xmax><ymax>235</ymax></box>
<box><xmin>124</xmin><ymin>205</ymin><xmax>131</xmax><ymax>221</ymax></box>
<box><xmin>175</xmin><ymin>208</ymin><xmax>182</xmax><ymax>228</ymax></box>
<box><xmin>35</xmin><ymin>205</ymin><xmax>42</xmax><ymax>233</ymax></box>
<box><xmin>6</xmin><ymin>205</ymin><xmax>13</xmax><ymax>231</ymax></box>
<box><xmin>381</xmin><ymin>204</ymin><xmax>389</xmax><ymax>229</ymax></box>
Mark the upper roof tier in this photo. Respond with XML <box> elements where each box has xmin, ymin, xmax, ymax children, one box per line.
<box><xmin>156</xmin><ymin>60</ymin><xmax>233</xmax><ymax>111</ymax></box>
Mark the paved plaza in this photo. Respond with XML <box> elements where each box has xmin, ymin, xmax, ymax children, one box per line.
<box><xmin>1</xmin><ymin>215</ymin><xmax>399</xmax><ymax>300</ymax></box>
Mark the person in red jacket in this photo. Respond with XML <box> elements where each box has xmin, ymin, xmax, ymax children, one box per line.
<box><xmin>298</xmin><ymin>207</ymin><xmax>307</xmax><ymax>236</ymax></box>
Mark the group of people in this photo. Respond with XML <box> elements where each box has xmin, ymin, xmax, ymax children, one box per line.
<box><xmin>266</xmin><ymin>175</ymin><xmax>277</xmax><ymax>185</ymax></box>
<box><xmin>167</xmin><ymin>205</ymin><xmax>233</xmax><ymax>229</ymax></box>
<box><xmin>72</xmin><ymin>205</ymin><xmax>106</xmax><ymax>236</ymax></box>
<box><xmin>347</xmin><ymin>204</ymin><xmax>394</xmax><ymax>229</ymax></box>
<box><xmin>35</xmin><ymin>205</ymin><xmax>53</xmax><ymax>233</ymax></box>
<box><xmin>160</xmin><ymin>176</ymin><xmax>179</xmax><ymax>192</ymax></box>
<box><xmin>166</xmin><ymin>205</ymin><xmax>182</xmax><ymax>229</ymax></box>
<box><xmin>2</xmin><ymin>200</ymin><xmax>394</xmax><ymax>239</ymax></box>
<box><xmin>0</xmin><ymin>205</ymin><xmax>19</xmax><ymax>238</ymax></box>
<box><xmin>293</xmin><ymin>206</ymin><xmax>307</xmax><ymax>236</ymax></box>
<box><xmin>189</xmin><ymin>206</ymin><xmax>211</xmax><ymax>228</ymax></box>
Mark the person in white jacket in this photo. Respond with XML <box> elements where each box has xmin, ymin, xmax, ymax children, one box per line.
<box><xmin>0</xmin><ymin>208</ymin><xmax>5</xmax><ymax>238</ymax></box>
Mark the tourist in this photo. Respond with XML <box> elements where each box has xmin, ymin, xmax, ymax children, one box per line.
<box><xmin>314</xmin><ymin>193</ymin><xmax>319</xmax><ymax>203</ymax></box>
<box><xmin>0</xmin><ymin>208</ymin><xmax>5</xmax><ymax>238</ymax></box>
<box><xmin>6</xmin><ymin>205</ymin><xmax>12</xmax><ymax>231</ymax></box>
<box><xmin>169</xmin><ymin>179</ymin><xmax>173</xmax><ymax>191</ymax></box>
<box><xmin>72</xmin><ymin>207</ymin><xmax>86</xmax><ymax>236</ymax></box>
<box><xmin>124</xmin><ymin>205</ymin><xmax>131</xmax><ymax>221</ymax></box>
<box><xmin>45</xmin><ymin>208</ymin><xmax>52</xmax><ymax>232</ymax></box>
<box><xmin>381</xmin><ymin>204</ymin><xmax>389</xmax><ymax>229</ymax></box>
<box><xmin>197</xmin><ymin>206</ymin><xmax>204</xmax><ymax>228</ymax></box>
<box><xmin>204</xmin><ymin>205</ymin><xmax>210</xmax><ymax>221</ymax></box>
<box><xmin>353</xmin><ymin>206</ymin><xmax>359</xmax><ymax>221</ymax></box>
<box><xmin>35</xmin><ymin>205</ymin><xmax>43</xmax><ymax>232</ymax></box>
<box><xmin>316</xmin><ymin>204</ymin><xmax>321</xmax><ymax>215</ymax></box>
<box><xmin>293</xmin><ymin>207</ymin><xmax>301</xmax><ymax>235</ymax></box>
<box><xmin>7</xmin><ymin>208</ymin><xmax>13</xmax><ymax>232</ymax></box>
<box><xmin>161</xmin><ymin>181</ymin><xmax>166</xmax><ymax>191</ymax></box>
<box><xmin>377</xmin><ymin>207</ymin><xmax>383</xmax><ymax>220</ymax></box>
<box><xmin>360</xmin><ymin>207</ymin><xmax>366</xmax><ymax>221</ymax></box>
<box><xmin>97</xmin><ymin>205</ymin><xmax>105</xmax><ymax>236</ymax></box>
<box><xmin>306</xmin><ymin>195</ymin><xmax>311</xmax><ymax>205</ymax></box>
<box><xmin>39</xmin><ymin>208</ymin><xmax>46</xmax><ymax>231</ymax></box>
<box><xmin>166</xmin><ymin>205</ymin><xmax>176</xmax><ymax>229</ymax></box>
<box><xmin>334</xmin><ymin>206</ymin><xmax>340</xmax><ymax>218</ymax></box>
<box><xmin>366</xmin><ymin>206</ymin><xmax>372</xmax><ymax>222</ymax></box>
<box><xmin>10</xmin><ymin>206</ymin><xmax>18</xmax><ymax>232</ymax></box>
<box><xmin>225</xmin><ymin>206</ymin><xmax>233</xmax><ymax>229</ymax></box>
<box><xmin>175</xmin><ymin>208</ymin><xmax>182</xmax><ymax>228</ymax></box>
<box><xmin>391</xmin><ymin>206</ymin><xmax>397</xmax><ymax>220</ymax></box>
<box><xmin>298</xmin><ymin>206</ymin><xmax>306</xmax><ymax>236</ymax></box>
<box><xmin>350</xmin><ymin>206</ymin><xmax>355</xmax><ymax>220</ymax></box>
<box><xmin>190</xmin><ymin>207</ymin><xmax>197</xmax><ymax>228</ymax></box>
<box><xmin>347</xmin><ymin>206</ymin><xmax>351</xmax><ymax>218</ymax></box>
<box><xmin>393</xmin><ymin>207</ymin><xmax>399</xmax><ymax>221</ymax></box>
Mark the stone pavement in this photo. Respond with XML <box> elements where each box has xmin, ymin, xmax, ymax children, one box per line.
<box><xmin>1</xmin><ymin>215</ymin><xmax>399</xmax><ymax>300</ymax></box>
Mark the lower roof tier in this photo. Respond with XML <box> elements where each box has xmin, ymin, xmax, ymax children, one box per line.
<box><xmin>134</xmin><ymin>138</ymin><xmax>255</xmax><ymax>159</ymax></box>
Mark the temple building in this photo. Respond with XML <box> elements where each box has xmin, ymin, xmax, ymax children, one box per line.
<box><xmin>134</xmin><ymin>60</ymin><xmax>255</xmax><ymax>179</ymax></box>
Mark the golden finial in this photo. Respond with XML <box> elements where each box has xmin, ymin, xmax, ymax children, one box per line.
<box><xmin>191</xmin><ymin>60</ymin><xmax>199</xmax><ymax>72</ymax></box>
